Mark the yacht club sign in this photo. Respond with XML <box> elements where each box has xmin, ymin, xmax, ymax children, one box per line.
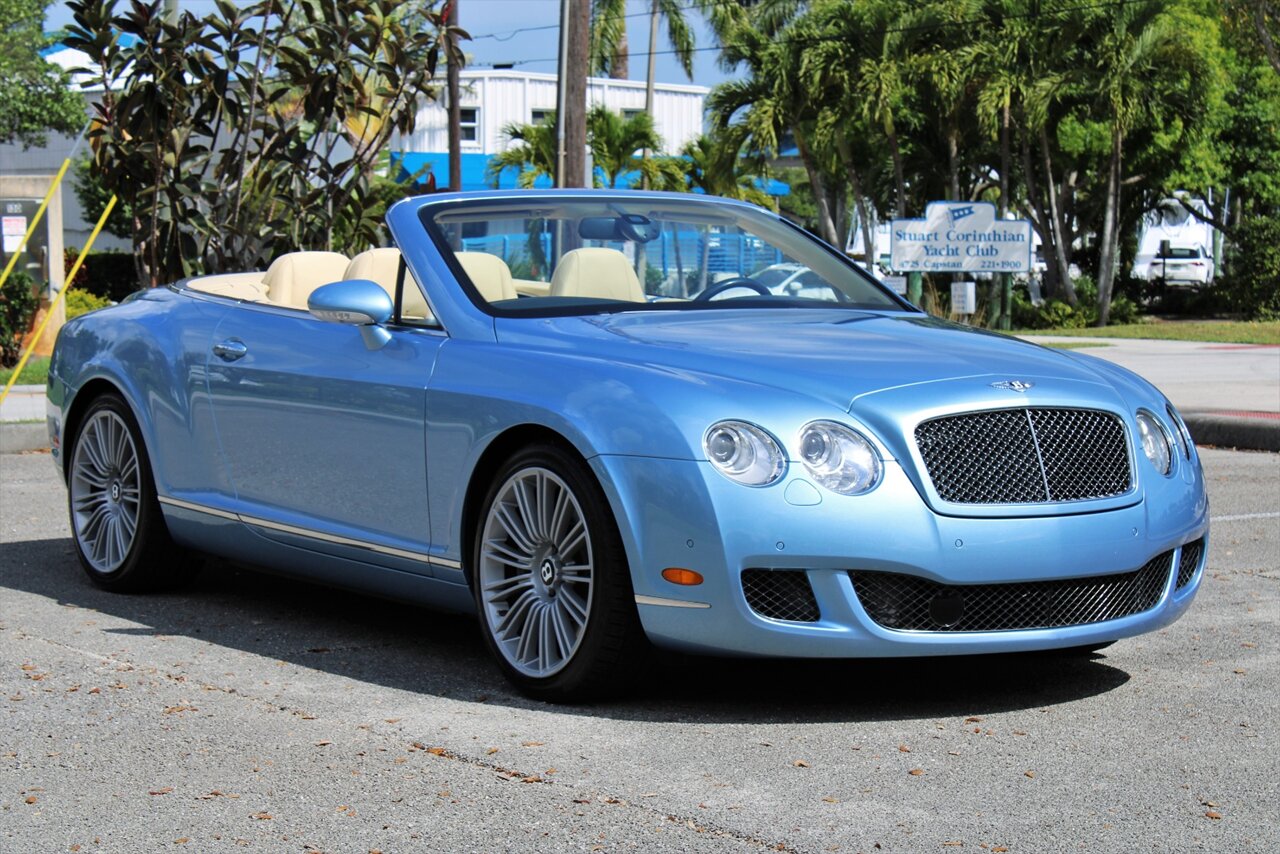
<box><xmin>890</xmin><ymin>201</ymin><xmax>1033</xmax><ymax>273</ymax></box>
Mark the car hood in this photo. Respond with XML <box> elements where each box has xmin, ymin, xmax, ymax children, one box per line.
<box><xmin>504</xmin><ymin>309</ymin><xmax>1116</xmax><ymax>414</ymax></box>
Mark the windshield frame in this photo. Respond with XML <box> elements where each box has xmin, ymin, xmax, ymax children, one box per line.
<box><xmin>415</xmin><ymin>191</ymin><xmax>917</xmax><ymax>319</ymax></box>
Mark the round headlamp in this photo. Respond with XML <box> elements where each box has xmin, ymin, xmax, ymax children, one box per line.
<box><xmin>798</xmin><ymin>421</ymin><xmax>882</xmax><ymax>495</ymax></box>
<box><xmin>1135</xmin><ymin>410</ymin><xmax>1173</xmax><ymax>475</ymax></box>
<box><xmin>703</xmin><ymin>421</ymin><xmax>786</xmax><ymax>487</ymax></box>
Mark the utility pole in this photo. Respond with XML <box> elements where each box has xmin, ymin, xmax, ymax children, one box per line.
<box><xmin>556</xmin><ymin>0</ymin><xmax>589</xmax><ymax>188</ymax></box>
<box><xmin>446</xmin><ymin>0</ymin><xmax>461</xmax><ymax>191</ymax></box>
<box><xmin>164</xmin><ymin>0</ymin><xmax>178</xmax><ymax>22</ymax></box>
<box><xmin>640</xmin><ymin>0</ymin><xmax>658</xmax><ymax>188</ymax></box>
<box><xmin>555</xmin><ymin>0</ymin><xmax>571</xmax><ymax>187</ymax></box>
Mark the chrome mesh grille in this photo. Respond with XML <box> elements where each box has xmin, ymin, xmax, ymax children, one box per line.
<box><xmin>915</xmin><ymin>407</ymin><xmax>1132</xmax><ymax>504</ymax></box>
<box><xmin>1176</xmin><ymin>538</ymin><xmax>1204</xmax><ymax>589</ymax></box>
<box><xmin>849</xmin><ymin>550</ymin><xmax>1174</xmax><ymax>632</ymax></box>
<box><xmin>741</xmin><ymin>570</ymin><xmax>820</xmax><ymax>622</ymax></box>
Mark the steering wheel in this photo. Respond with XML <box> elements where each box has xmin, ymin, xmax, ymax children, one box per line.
<box><xmin>694</xmin><ymin>277</ymin><xmax>772</xmax><ymax>301</ymax></box>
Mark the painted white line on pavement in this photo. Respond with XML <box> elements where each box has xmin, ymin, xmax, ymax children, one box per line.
<box><xmin>1211</xmin><ymin>511</ymin><xmax>1280</xmax><ymax>523</ymax></box>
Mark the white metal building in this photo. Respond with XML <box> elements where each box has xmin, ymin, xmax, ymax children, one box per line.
<box><xmin>398</xmin><ymin>68</ymin><xmax>709</xmax><ymax>158</ymax></box>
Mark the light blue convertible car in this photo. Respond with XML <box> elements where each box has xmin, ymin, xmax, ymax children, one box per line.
<box><xmin>47</xmin><ymin>191</ymin><xmax>1209</xmax><ymax>700</ymax></box>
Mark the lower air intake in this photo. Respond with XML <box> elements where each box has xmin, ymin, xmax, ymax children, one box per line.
<box><xmin>741</xmin><ymin>569</ymin><xmax>821</xmax><ymax>622</ymax></box>
<box><xmin>849</xmin><ymin>550</ymin><xmax>1174</xmax><ymax>632</ymax></box>
<box><xmin>1176</xmin><ymin>538</ymin><xmax>1204</xmax><ymax>589</ymax></box>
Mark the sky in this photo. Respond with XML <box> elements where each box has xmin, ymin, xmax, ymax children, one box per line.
<box><xmin>44</xmin><ymin>0</ymin><xmax>736</xmax><ymax>88</ymax></box>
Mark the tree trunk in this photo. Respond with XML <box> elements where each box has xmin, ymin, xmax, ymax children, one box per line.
<box><xmin>446</xmin><ymin>0</ymin><xmax>461</xmax><ymax>191</ymax></box>
<box><xmin>794</xmin><ymin>129</ymin><xmax>838</xmax><ymax>245</ymax></box>
<box><xmin>698</xmin><ymin>225</ymin><xmax>711</xmax><ymax>293</ymax></box>
<box><xmin>998</xmin><ymin>103</ymin><xmax>1010</xmax><ymax>219</ymax></box>
<box><xmin>1020</xmin><ymin>135</ymin><xmax>1060</xmax><ymax>299</ymax></box>
<box><xmin>1038</xmin><ymin>126</ymin><xmax>1076</xmax><ymax>305</ymax></box>
<box><xmin>610</xmin><ymin>29</ymin><xmax>629</xmax><ymax>79</ymax></box>
<box><xmin>838</xmin><ymin>138</ymin><xmax>875</xmax><ymax>273</ymax></box>
<box><xmin>886</xmin><ymin>116</ymin><xmax>906</xmax><ymax>218</ymax></box>
<box><xmin>1095</xmin><ymin>126</ymin><xmax>1123</xmax><ymax>327</ymax></box>
<box><xmin>947</xmin><ymin>122</ymin><xmax>960</xmax><ymax>201</ymax></box>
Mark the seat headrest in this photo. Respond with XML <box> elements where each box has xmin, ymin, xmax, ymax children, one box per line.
<box><xmin>455</xmin><ymin>252</ymin><xmax>518</xmax><ymax>303</ymax></box>
<box><xmin>262</xmin><ymin>251</ymin><xmax>351</xmax><ymax>308</ymax></box>
<box><xmin>344</xmin><ymin>248</ymin><xmax>403</xmax><ymax>296</ymax></box>
<box><xmin>549</xmin><ymin>248</ymin><xmax>645</xmax><ymax>302</ymax></box>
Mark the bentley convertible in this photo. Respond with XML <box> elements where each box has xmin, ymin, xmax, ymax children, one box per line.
<box><xmin>47</xmin><ymin>190</ymin><xmax>1209</xmax><ymax>700</ymax></box>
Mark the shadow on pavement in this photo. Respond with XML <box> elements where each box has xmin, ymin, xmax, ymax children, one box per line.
<box><xmin>1</xmin><ymin>536</ymin><xmax>1130</xmax><ymax>724</ymax></box>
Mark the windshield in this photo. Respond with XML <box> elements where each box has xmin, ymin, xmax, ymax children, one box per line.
<box><xmin>419</xmin><ymin>195</ymin><xmax>908</xmax><ymax>316</ymax></box>
<box><xmin>1158</xmin><ymin>246</ymin><xmax>1200</xmax><ymax>259</ymax></box>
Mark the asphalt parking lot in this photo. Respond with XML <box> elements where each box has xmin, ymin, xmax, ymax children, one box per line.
<box><xmin>2</xmin><ymin>448</ymin><xmax>1277</xmax><ymax>853</ymax></box>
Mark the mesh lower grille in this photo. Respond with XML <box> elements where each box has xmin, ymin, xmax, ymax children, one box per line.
<box><xmin>742</xmin><ymin>569</ymin><xmax>820</xmax><ymax>622</ymax></box>
<box><xmin>849</xmin><ymin>550</ymin><xmax>1174</xmax><ymax>632</ymax></box>
<box><xmin>915</xmin><ymin>407</ymin><xmax>1132</xmax><ymax>504</ymax></box>
<box><xmin>1176</xmin><ymin>539</ymin><xmax>1204</xmax><ymax>589</ymax></box>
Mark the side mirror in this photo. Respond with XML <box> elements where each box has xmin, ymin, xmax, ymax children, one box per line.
<box><xmin>308</xmin><ymin>279</ymin><xmax>394</xmax><ymax>349</ymax></box>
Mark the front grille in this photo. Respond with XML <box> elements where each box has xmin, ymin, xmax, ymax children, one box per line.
<box><xmin>849</xmin><ymin>550</ymin><xmax>1174</xmax><ymax>632</ymax></box>
<box><xmin>742</xmin><ymin>569</ymin><xmax>820</xmax><ymax>622</ymax></box>
<box><xmin>1176</xmin><ymin>538</ymin><xmax>1204</xmax><ymax>589</ymax></box>
<box><xmin>915</xmin><ymin>407</ymin><xmax>1131</xmax><ymax>504</ymax></box>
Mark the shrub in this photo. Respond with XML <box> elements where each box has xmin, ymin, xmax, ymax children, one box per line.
<box><xmin>1222</xmin><ymin>216</ymin><xmax>1280</xmax><ymax>320</ymax></box>
<box><xmin>65</xmin><ymin>287</ymin><xmax>111</xmax><ymax>319</ymax></box>
<box><xmin>0</xmin><ymin>270</ymin><xmax>39</xmax><ymax>368</ymax></box>
<box><xmin>64</xmin><ymin>250</ymin><xmax>140</xmax><ymax>302</ymax></box>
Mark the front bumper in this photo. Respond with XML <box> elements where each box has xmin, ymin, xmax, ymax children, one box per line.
<box><xmin>592</xmin><ymin>454</ymin><xmax>1209</xmax><ymax>658</ymax></box>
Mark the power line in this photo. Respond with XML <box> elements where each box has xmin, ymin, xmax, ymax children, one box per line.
<box><xmin>467</xmin><ymin>0</ymin><xmax>1154</xmax><ymax>68</ymax></box>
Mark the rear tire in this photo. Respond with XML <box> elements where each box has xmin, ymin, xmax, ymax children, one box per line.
<box><xmin>67</xmin><ymin>394</ymin><xmax>182</xmax><ymax>592</ymax></box>
<box><xmin>472</xmin><ymin>443</ymin><xmax>647</xmax><ymax>702</ymax></box>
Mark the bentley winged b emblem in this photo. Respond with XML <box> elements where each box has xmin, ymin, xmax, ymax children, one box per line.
<box><xmin>991</xmin><ymin>380</ymin><xmax>1035</xmax><ymax>393</ymax></box>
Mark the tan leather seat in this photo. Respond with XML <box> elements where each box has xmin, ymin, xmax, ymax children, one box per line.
<box><xmin>262</xmin><ymin>251</ymin><xmax>350</xmax><ymax>309</ymax></box>
<box><xmin>344</xmin><ymin>248</ymin><xmax>433</xmax><ymax>322</ymax></box>
<box><xmin>549</xmin><ymin>247</ymin><xmax>645</xmax><ymax>302</ymax></box>
<box><xmin>186</xmin><ymin>272</ymin><xmax>267</xmax><ymax>301</ymax></box>
<box><xmin>455</xmin><ymin>252</ymin><xmax>518</xmax><ymax>303</ymax></box>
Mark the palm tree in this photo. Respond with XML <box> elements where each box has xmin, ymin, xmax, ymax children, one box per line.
<box><xmin>705</xmin><ymin>4</ymin><xmax>846</xmax><ymax>245</ymax></box>
<box><xmin>590</xmin><ymin>0</ymin><xmax>696</xmax><ymax>185</ymax></box>
<box><xmin>679</xmin><ymin>132</ymin><xmax>773</xmax><ymax>207</ymax></box>
<box><xmin>488</xmin><ymin>113</ymin><xmax>558</xmax><ymax>188</ymax></box>
<box><xmin>590</xmin><ymin>0</ymin><xmax>629</xmax><ymax>78</ymax></box>
<box><xmin>1088</xmin><ymin>1</ymin><xmax>1206</xmax><ymax>324</ymax></box>
<box><xmin>587</xmin><ymin>105</ymin><xmax>669</xmax><ymax>187</ymax></box>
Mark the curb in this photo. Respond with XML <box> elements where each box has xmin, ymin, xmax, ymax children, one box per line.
<box><xmin>0</xmin><ymin>421</ymin><xmax>49</xmax><ymax>454</ymax></box>
<box><xmin>1182</xmin><ymin>411</ymin><xmax>1280</xmax><ymax>453</ymax></box>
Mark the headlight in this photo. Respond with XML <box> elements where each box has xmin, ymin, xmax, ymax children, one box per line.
<box><xmin>1166</xmin><ymin>403</ymin><xmax>1193</xmax><ymax>459</ymax></box>
<box><xmin>1135</xmin><ymin>410</ymin><xmax>1173</xmax><ymax>475</ymax></box>
<box><xmin>798</xmin><ymin>421</ymin><xmax>882</xmax><ymax>495</ymax></box>
<box><xmin>703</xmin><ymin>421</ymin><xmax>786</xmax><ymax>487</ymax></box>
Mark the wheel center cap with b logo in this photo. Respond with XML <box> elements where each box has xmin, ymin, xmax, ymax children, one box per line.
<box><xmin>539</xmin><ymin>558</ymin><xmax>556</xmax><ymax>584</ymax></box>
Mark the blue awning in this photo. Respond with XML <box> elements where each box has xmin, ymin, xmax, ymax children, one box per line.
<box><xmin>391</xmin><ymin>151</ymin><xmax>789</xmax><ymax>196</ymax></box>
<box><xmin>391</xmin><ymin>151</ymin><xmax>552</xmax><ymax>191</ymax></box>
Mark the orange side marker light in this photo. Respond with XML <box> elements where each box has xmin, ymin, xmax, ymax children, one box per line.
<box><xmin>661</xmin><ymin>568</ymin><xmax>704</xmax><ymax>586</ymax></box>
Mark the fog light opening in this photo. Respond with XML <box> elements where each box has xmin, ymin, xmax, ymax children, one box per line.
<box><xmin>662</xmin><ymin>567</ymin><xmax>704</xmax><ymax>586</ymax></box>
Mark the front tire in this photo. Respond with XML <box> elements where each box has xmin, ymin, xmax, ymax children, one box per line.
<box><xmin>67</xmin><ymin>394</ymin><xmax>180</xmax><ymax>592</ymax></box>
<box><xmin>473</xmin><ymin>444</ymin><xmax>646</xmax><ymax>701</ymax></box>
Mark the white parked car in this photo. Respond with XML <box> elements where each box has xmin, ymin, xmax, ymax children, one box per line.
<box><xmin>1146</xmin><ymin>245</ymin><xmax>1215</xmax><ymax>286</ymax></box>
<box><xmin>747</xmin><ymin>263</ymin><xmax>845</xmax><ymax>302</ymax></box>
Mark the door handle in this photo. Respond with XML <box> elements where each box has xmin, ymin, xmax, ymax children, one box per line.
<box><xmin>212</xmin><ymin>339</ymin><xmax>248</xmax><ymax>361</ymax></box>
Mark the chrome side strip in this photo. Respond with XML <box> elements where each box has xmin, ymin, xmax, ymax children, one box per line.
<box><xmin>635</xmin><ymin>594</ymin><xmax>711</xmax><ymax>609</ymax></box>
<box><xmin>158</xmin><ymin>495</ymin><xmax>239</xmax><ymax>521</ymax></box>
<box><xmin>158</xmin><ymin>495</ymin><xmax>460</xmax><ymax>569</ymax></box>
